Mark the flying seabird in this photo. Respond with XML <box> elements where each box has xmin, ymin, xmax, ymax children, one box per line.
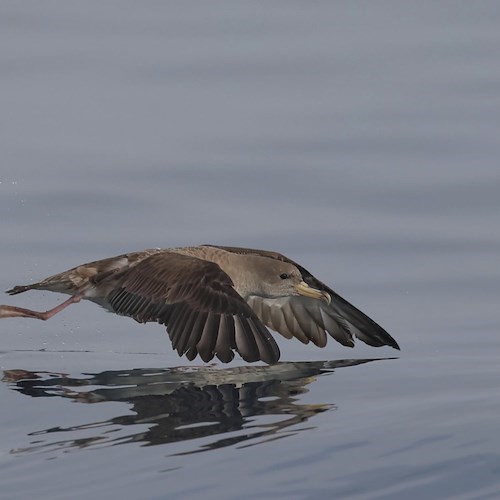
<box><xmin>0</xmin><ymin>245</ymin><xmax>400</xmax><ymax>364</ymax></box>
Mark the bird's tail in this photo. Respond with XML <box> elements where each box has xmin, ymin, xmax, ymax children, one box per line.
<box><xmin>6</xmin><ymin>272</ymin><xmax>78</xmax><ymax>295</ymax></box>
<box><xmin>6</xmin><ymin>283</ymin><xmax>45</xmax><ymax>295</ymax></box>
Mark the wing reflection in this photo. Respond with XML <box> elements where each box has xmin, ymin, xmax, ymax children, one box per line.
<box><xmin>3</xmin><ymin>358</ymin><xmax>389</xmax><ymax>456</ymax></box>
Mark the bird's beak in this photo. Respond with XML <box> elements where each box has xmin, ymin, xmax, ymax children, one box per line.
<box><xmin>295</xmin><ymin>281</ymin><xmax>331</xmax><ymax>304</ymax></box>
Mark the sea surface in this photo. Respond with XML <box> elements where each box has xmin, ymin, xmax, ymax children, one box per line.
<box><xmin>1</xmin><ymin>2</ymin><xmax>499</xmax><ymax>499</ymax></box>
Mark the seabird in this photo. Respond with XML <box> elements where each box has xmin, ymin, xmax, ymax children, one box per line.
<box><xmin>0</xmin><ymin>245</ymin><xmax>399</xmax><ymax>363</ymax></box>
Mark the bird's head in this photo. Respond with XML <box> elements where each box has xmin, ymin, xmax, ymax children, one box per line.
<box><xmin>255</xmin><ymin>259</ymin><xmax>331</xmax><ymax>304</ymax></box>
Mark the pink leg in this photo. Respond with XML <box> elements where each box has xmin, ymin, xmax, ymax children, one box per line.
<box><xmin>0</xmin><ymin>295</ymin><xmax>82</xmax><ymax>320</ymax></box>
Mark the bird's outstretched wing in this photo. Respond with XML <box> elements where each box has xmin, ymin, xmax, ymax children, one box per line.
<box><xmin>103</xmin><ymin>252</ymin><xmax>280</xmax><ymax>364</ymax></box>
<box><xmin>208</xmin><ymin>245</ymin><xmax>400</xmax><ymax>350</ymax></box>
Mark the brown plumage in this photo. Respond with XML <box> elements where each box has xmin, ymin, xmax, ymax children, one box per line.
<box><xmin>0</xmin><ymin>245</ymin><xmax>400</xmax><ymax>364</ymax></box>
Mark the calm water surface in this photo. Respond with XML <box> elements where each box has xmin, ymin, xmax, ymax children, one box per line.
<box><xmin>1</xmin><ymin>2</ymin><xmax>499</xmax><ymax>499</ymax></box>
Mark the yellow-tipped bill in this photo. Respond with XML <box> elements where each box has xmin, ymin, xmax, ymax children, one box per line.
<box><xmin>295</xmin><ymin>281</ymin><xmax>331</xmax><ymax>304</ymax></box>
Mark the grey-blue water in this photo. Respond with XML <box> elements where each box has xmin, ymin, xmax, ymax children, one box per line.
<box><xmin>1</xmin><ymin>2</ymin><xmax>499</xmax><ymax>499</ymax></box>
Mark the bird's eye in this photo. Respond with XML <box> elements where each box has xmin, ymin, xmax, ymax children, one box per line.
<box><xmin>280</xmin><ymin>273</ymin><xmax>289</xmax><ymax>279</ymax></box>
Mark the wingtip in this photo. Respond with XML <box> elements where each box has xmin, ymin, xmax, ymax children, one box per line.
<box><xmin>383</xmin><ymin>331</ymin><xmax>400</xmax><ymax>351</ymax></box>
<box><xmin>378</xmin><ymin>333</ymin><xmax>400</xmax><ymax>351</ymax></box>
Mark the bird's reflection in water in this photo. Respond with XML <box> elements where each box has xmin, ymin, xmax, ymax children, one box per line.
<box><xmin>3</xmin><ymin>358</ymin><xmax>388</xmax><ymax>456</ymax></box>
